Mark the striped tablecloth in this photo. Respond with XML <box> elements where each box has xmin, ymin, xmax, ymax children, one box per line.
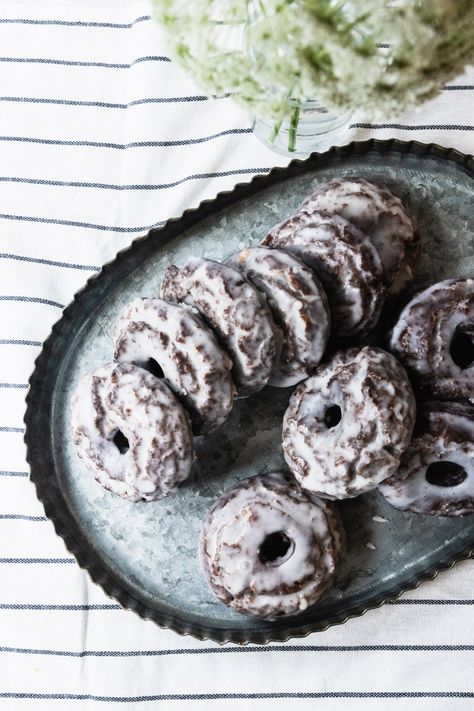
<box><xmin>0</xmin><ymin>1</ymin><xmax>473</xmax><ymax>708</ymax></box>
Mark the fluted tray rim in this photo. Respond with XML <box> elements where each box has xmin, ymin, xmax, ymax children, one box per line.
<box><xmin>25</xmin><ymin>138</ymin><xmax>474</xmax><ymax>645</ymax></box>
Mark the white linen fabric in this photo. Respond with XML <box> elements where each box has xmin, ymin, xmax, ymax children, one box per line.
<box><xmin>0</xmin><ymin>1</ymin><xmax>472</xmax><ymax>709</ymax></box>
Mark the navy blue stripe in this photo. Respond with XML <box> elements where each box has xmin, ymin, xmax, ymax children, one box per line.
<box><xmin>0</xmin><ymin>470</ymin><xmax>28</xmax><ymax>477</ymax></box>
<box><xmin>0</xmin><ymin>514</ymin><xmax>46</xmax><ymax>521</ymax></box>
<box><xmin>389</xmin><ymin>599</ymin><xmax>474</xmax><ymax>605</ymax></box>
<box><xmin>0</xmin><ymin>127</ymin><xmax>253</xmax><ymax>149</ymax></box>
<box><xmin>0</xmin><ymin>94</ymin><xmax>230</xmax><ymax>109</ymax></box>
<box><xmin>0</xmin><ymin>252</ymin><xmax>100</xmax><ymax>271</ymax></box>
<box><xmin>0</xmin><ymin>644</ymin><xmax>471</xmax><ymax>658</ymax></box>
<box><xmin>0</xmin><ymin>427</ymin><xmax>25</xmax><ymax>433</ymax></box>
<box><xmin>0</xmin><ymin>295</ymin><xmax>64</xmax><ymax>308</ymax></box>
<box><xmin>0</xmin><ymin>692</ymin><xmax>471</xmax><ymax>701</ymax></box>
<box><xmin>0</xmin><ymin>339</ymin><xmax>41</xmax><ymax>346</ymax></box>
<box><xmin>0</xmin><ymin>166</ymin><xmax>269</xmax><ymax>232</ymax></box>
<box><xmin>0</xmin><ymin>557</ymin><xmax>74</xmax><ymax>563</ymax></box>
<box><xmin>443</xmin><ymin>85</ymin><xmax>474</xmax><ymax>90</ymax></box>
<box><xmin>0</xmin><ymin>383</ymin><xmax>28</xmax><ymax>389</ymax></box>
<box><xmin>0</xmin><ymin>167</ymin><xmax>269</xmax><ymax>192</ymax></box>
<box><xmin>0</xmin><ymin>213</ymin><xmax>159</xmax><ymax>233</ymax></box>
<box><xmin>351</xmin><ymin>123</ymin><xmax>474</xmax><ymax>131</ymax></box>
<box><xmin>0</xmin><ymin>15</ymin><xmax>151</xmax><ymax>28</ymax></box>
<box><xmin>0</xmin><ymin>599</ymin><xmax>470</xmax><ymax>610</ymax></box>
<box><xmin>0</xmin><ymin>603</ymin><xmax>119</xmax><ymax>610</ymax></box>
<box><xmin>0</xmin><ymin>55</ymin><xmax>170</xmax><ymax>68</ymax></box>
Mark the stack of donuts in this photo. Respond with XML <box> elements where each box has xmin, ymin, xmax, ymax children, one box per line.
<box><xmin>72</xmin><ymin>178</ymin><xmax>474</xmax><ymax>621</ymax></box>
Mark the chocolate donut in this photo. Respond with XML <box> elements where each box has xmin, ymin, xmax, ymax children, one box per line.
<box><xmin>160</xmin><ymin>257</ymin><xmax>279</xmax><ymax>396</ymax></box>
<box><xmin>390</xmin><ymin>278</ymin><xmax>474</xmax><ymax>404</ymax></box>
<box><xmin>379</xmin><ymin>404</ymin><xmax>474</xmax><ymax>516</ymax></box>
<box><xmin>71</xmin><ymin>363</ymin><xmax>193</xmax><ymax>502</ymax></box>
<box><xmin>419</xmin><ymin>403</ymin><xmax>474</xmax><ymax>441</ymax></box>
<box><xmin>283</xmin><ymin>346</ymin><xmax>416</xmax><ymax>499</ymax></box>
<box><xmin>200</xmin><ymin>472</ymin><xmax>345</xmax><ymax>619</ymax></box>
<box><xmin>225</xmin><ymin>246</ymin><xmax>330</xmax><ymax>387</ymax></box>
<box><xmin>299</xmin><ymin>178</ymin><xmax>417</xmax><ymax>290</ymax></box>
<box><xmin>114</xmin><ymin>298</ymin><xmax>234</xmax><ymax>434</ymax></box>
<box><xmin>261</xmin><ymin>210</ymin><xmax>384</xmax><ymax>340</ymax></box>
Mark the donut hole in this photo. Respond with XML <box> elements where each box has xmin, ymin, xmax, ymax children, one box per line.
<box><xmin>324</xmin><ymin>404</ymin><xmax>342</xmax><ymax>429</ymax></box>
<box><xmin>145</xmin><ymin>357</ymin><xmax>165</xmax><ymax>379</ymax></box>
<box><xmin>450</xmin><ymin>327</ymin><xmax>474</xmax><ymax>369</ymax></box>
<box><xmin>112</xmin><ymin>430</ymin><xmax>130</xmax><ymax>455</ymax></box>
<box><xmin>258</xmin><ymin>531</ymin><xmax>294</xmax><ymax>566</ymax></box>
<box><xmin>426</xmin><ymin>461</ymin><xmax>467</xmax><ymax>488</ymax></box>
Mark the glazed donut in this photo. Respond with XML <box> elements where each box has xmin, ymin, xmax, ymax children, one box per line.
<box><xmin>379</xmin><ymin>404</ymin><xmax>474</xmax><ymax>516</ymax></box>
<box><xmin>390</xmin><ymin>278</ymin><xmax>474</xmax><ymax>404</ymax></box>
<box><xmin>261</xmin><ymin>210</ymin><xmax>384</xmax><ymax>340</ymax></box>
<box><xmin>114</xmin><ymin>298</ymin><xmax>234</xmax><ymax>435</ymax></box>
<box><xmin>71</xmin><ymin>363</ymin><xmax>193</xmax><ymax>502</ymax></box>
<box><xmin>225</xmin><ymin>246</ymin><xmax>330</xmax><ymax>387</ymax></box>
<box><xmin>282</xmin><ymin>346</ymin><xmax>416</xmax><ymax>499</ymax></box>
<box><xmin>200</xmin><ymin>472</ymin><xmax>345</xmax><ymax>619</ymax></box>
<box><xmin>298</xmin><ymin>178</ymin><xmax>417</xmax><ymax>290</ymax></box>
<box><xmin>418</xmin><ymin>402</ymin><xmax>474</xmax><ymax>441</ymax></box>
<box><xmin>160</xmin><ymin>257</ymin><xmax>279</xmax><ymax>396</ymax></box>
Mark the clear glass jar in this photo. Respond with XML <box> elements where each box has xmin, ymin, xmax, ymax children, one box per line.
<box><xmin>253</xmin><ymin>99</ymin><xmax>353</xmax><ymax>156</ymax></box>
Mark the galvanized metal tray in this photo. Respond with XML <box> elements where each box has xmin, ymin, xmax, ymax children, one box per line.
<box><xmin>25</xmin><ymin>140</ymin><xmax>474</xmax><ymax>644</ymax></box>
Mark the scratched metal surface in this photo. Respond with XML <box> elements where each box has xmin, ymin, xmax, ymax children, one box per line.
<box><xmin>26</xmin><ymin>141</ymin><xmax>474</xmax><ymax>643</ymax></box>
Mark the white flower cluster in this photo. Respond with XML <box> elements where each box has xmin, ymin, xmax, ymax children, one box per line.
<box><xmin>153</xmin><ymin>0</ymin><xmax>474</xmax><ymax>122</ymax></box>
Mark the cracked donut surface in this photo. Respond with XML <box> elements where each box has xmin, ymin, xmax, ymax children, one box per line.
<box><xmin>71</xmin><ymin>363</ymin><xmax>193</xmax><ymax>502</ymax></box>
<box><xmin>379</xmin><ymin>404</ymin><xmax>474</xmax><ymax>516</ymax></box>
<box><xmin>282</xmin><ymin>346</ymin><xmax>416</xmax><ymax>499</ymax></box>
<box><xmin>160</xmin><ymin>257</ymin><xmax>279</xmax><ymax>396</ymax></box>
<box><xmin>262</xmin><ymin>210</ymin><xmax>384</xmax><ymax>340</ymax></box>
<box><xmin>225</xmin><ymin>246</ymin><xmax>330</xmax><ymax>387</ymax></box>
<box><xmin>114</xmin><ymin>298</ymin><xmax>234</xmax><ymax>434</ymax></box>
<box><xmin>390</xmin><ymin>278</ymin><xmax>474</xmax><ymax>404</ymax></box>
<box><xmin>299</xmin><ymin>177</ymin><xmax>417</xmax><ymax>290</ymax></box>
<box><xmin>200</xmin><ymin>472</ymin><xmax>345</xmax><ymax>619</ymax></box>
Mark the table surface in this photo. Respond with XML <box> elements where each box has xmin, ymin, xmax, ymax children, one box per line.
<box><xmin>0</xmin><ymin>1</ymin><xmax>472</xmax><ymax>709</ymax></box>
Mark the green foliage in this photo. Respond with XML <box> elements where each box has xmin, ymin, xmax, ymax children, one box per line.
<box><xmin>305</xmin><ymin>45</ymin><xmax>333</xmax><ymax>74</ymax></box>
<box><xmin>152</xmin><ymin>0</ymin><xmax>474</xmax><ymax>121</ymax></box>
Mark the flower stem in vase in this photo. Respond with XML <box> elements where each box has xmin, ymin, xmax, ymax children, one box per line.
<box><xmin>288</xmin><ymin>101</ymin><xmax>301</xmax><ymax>153</ymax></box>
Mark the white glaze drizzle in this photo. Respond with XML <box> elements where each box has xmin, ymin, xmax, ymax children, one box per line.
<box><xmin>226</xmin><ymin>246</ymin><xmax>330</xmax><ymax>387</ymax></box>
<box><xmin>299</xmin><ymin>178</ymin><xmax>416</xmax><ymax>288</ymax></box>
<box><xmin>283</xmin><ymin>347</ymin><xmax>416</xmax><ymax>499</ymax></box>
<box><xmin>262</xmin><ymin>210</ymin><xmax>384</xmax><ymax>340</ymax></box>
<box><xmin>200</xmin><ymin>472</ymin><xmax>344</xmax><ymax>619</ymax></box>
<box><xmin>390</xmin><ymin>278</ymin><xmax>474</xmax><ymax>404</ymax></box>
<box><xmin>114</xmin><ymin>298</ymin><xmax>234</xmax><ymax>434</ymax></box>
<box><xmin>71</xmin><ymin>363</ymin><xmax>193</xmax><ymax>502</ymax></box>
<box><xmin>160</xmin><ymin>257</ymin><xmax>278</xmax><ymax>396</ymax></box>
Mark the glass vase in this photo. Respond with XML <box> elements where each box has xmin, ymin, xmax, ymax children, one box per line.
<box><xmin>253</xmin><ymin>99</ymin><xmax>353</xmax><ymax>156</ymax></box>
